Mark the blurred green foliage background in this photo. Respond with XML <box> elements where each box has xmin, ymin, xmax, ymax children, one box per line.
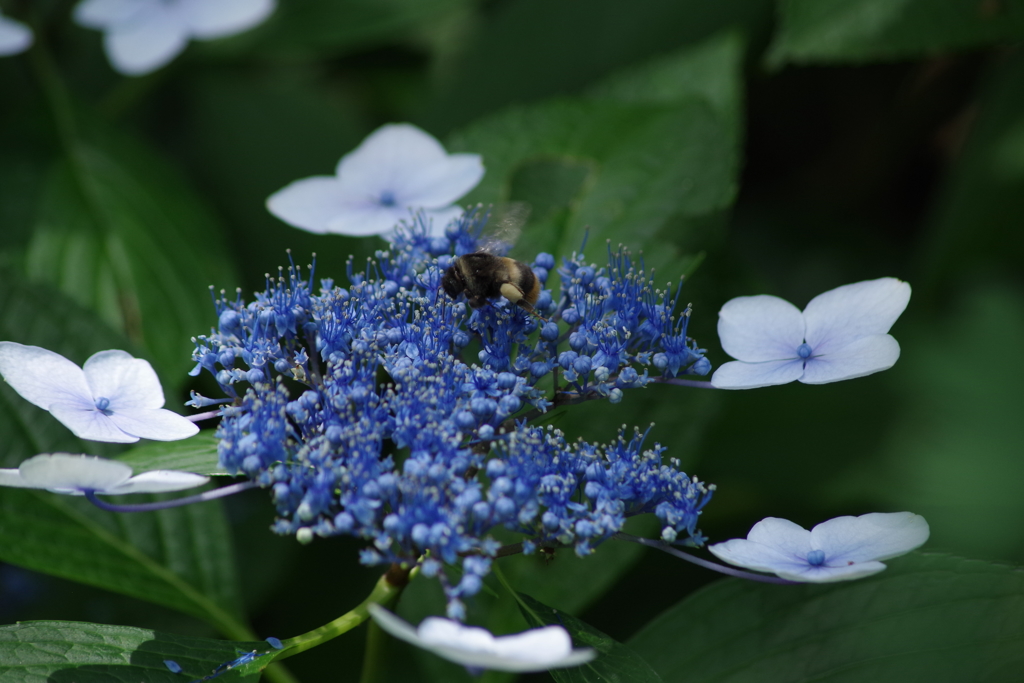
<box><xmin>1</xmin><ymin>0</ymin><xmax>1023</xmax><ymax>681</ymax></box>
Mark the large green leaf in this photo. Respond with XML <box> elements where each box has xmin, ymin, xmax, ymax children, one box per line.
<box><xmin>25</xmin><ymin>115</ymin><xmax>238</xmax><ymax>385</ymax></box>
<box><xmin>0</xmin><ymin>621</ymin><xmax>272</xmax><ymax>683</ymax></box>
<box><xmin>629</xmin><ymin>553</ymin><xmax>1024</xmax><ymax>682</ymax></box>
<box><xmin>517</xmin><ymin>592</ymin><xmax>662</xmax><ymax>683</ymax></box>
<box><xmin>0</xmin><ymin>489</ymin><xmax>248</xmax><ymax>638</ymax></box>
<box><xmin>767</xmin><ymin>0</ymin><xmax>1024</xmax><ymax>66</ymax></box>
<box><xmin>447</xmin><ymin>33</ymin><xmax>744</xmax><ymax>283</ymax></box>
<box><xmin>116</xmin><ymin>433</ymin><xmax>227</xmax><ymax>477</ymax></box>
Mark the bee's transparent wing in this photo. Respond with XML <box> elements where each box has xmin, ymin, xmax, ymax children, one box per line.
<box><xmin>477</xmin><ymin>201</ymin><xmax>531</xmax><ymax>255</ymax></box>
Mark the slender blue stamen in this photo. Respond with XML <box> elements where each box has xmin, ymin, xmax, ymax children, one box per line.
<box><xmin>613</xmin><ymin>533</ymin><xmax>798</xmax><ymax>585</ymax></box>
<box><xmin>84</xmin><ymin>481</ymin><xmax>258</xmax><ymax>513</ymax></box>
<box><xmin>806</xmin><ymin>549</ymin><xmax>826</xmax><ymax>566</ymax></box>
<box><xmin>796</xmin><ymin>342</ymin><xmax>813</xmax><ymax>359</ymax></box>
<box><xmin>187</xmin><ymin>409</ymin><xmax>224</xmax><ymax>423</ymax></box>
<box><xmin>94</xmin><ymin>397</ymin><xmax>113</xmax><ymax>415</ymax></box>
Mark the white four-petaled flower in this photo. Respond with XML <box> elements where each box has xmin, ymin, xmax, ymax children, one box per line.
<box><xmin>0</xmin><ymin>453</ymin><xmax>208</xmax><ymax>495</ymax></box>
<box><xmin>0</xmin><ymin>342</ymin><xmax>199</xmax><ymax>444</ymax></box>
<box><xmin>73</xmin><ymin>0</ymin><xmax>276</xmax><ymax>76</ymax></box>
<box><xmin>0</xmin><ymin>11</ymin><xmax>33</xmax><ymax>56</ymax></box>
<box><xmin>368</xmin><ymin>605</ymin><xmax>596</xmax><ymax>673</ymax></box>
<box><xmin>711</xmin><ymin>277</ymin><xmax>911</xmax><ymax>389</ymax></box>
<box><xmin>267</xmin><ymin>123</ymin><xmax>484</xmax><ymax>238</ymax></box>
<box><xmin>709</xmin><ymin>512</ymin><xmax>930</xmax><ymax>583</ymax></box>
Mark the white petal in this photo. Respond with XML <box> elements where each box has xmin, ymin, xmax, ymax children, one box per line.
<box><xmin>717</xmin><ymin>295</ymin><xmax>804</xmax><ymax>362</ymax></box>
<box><xmin>0</xmin><ymin>342</ymin><xmax>94</xmax><ymax>412</ymax></box>
<box><xmin>399</xmin><ymin>155</ymin><xmax>485</xmax><ymax>208</ymax></box>
<box><xmin>0</xmin><ymin>468</ymin><xmax>34</xmax><ymax>488</ymax></box>
<box><xmin>109</xmin><ymin>470</ymin><xmax>209</xmax><ymax>494</ymax></box>
<box><xmin>179</xmin><ymin>0</ymin><xmax>276</xmax><ymax>40</ymax></box>
<box><xmin>803</xmin><ymin>278</ymin><xmax>910</xmax><ymax>356</ymax></box>
<box><xmin>709</xmin><ymin>538</ymin><xmax>812</xmax><ymax>575</ymax></box>
<box><xmin>0</xmin><ymin>14</ymin><xmax>33</xmax><ymax>56</ymax></box>
<box><xmin>19</xmin><ymin>453</ymin><xmax>133</xmax><ymax>493</ymax></box>
<box><xmin>746</xmin><ymin>517</ymin><xmax>812</xmax><ymax>556</ymax></box>
<box><xmin>107</xmin><ymin>407</ymin><xmax>200</xmax><ymax>441</ymax></box>
<box><xmin>336</xmin><ymin>124</ymin><xmax>449</xmax><ymax>186</ymax></box>
<box><xmin>49</xmin><ymin>403</ymin><xmax>139</xmax><ymax>443</ymax></box>
<box><xmin>266</xmin><ymin>176</ymin><xmax>349</xmax><ymax>234</ymax></box>
<box><xmin>798</xmin><ymin>334</ymin><xmax>900</xmax><ymax>385</ymax></box>
<box><xmin>83</xmin><ymin>350</ymin><xmax>165</xmax><ymax>409</ymax></box>
<box><xmin>327</xmin><ymin>204</ymin><xmax>409</xmax><ymax>237</ymax></box>
<box><xmin>73</xmin><ymin>0</ymin><xmax>153</xmax><ymax>28</ymax></box>
<box><xmin>710</xmin><ymin>358</ymin><xmax>804</xmax><ymax>389</ymax></box>
<box><xmin>368</xmin><ymin>606</ymin><xmax>594</xmax><ymax>673</ymax></box>
<box><xmin>103</xmin><ymin>5</ymin><xmax>189</xmax><ymax>75</ymax></box>
<box><xmin>774</xmin><ymin>560</ymin><xmax>888</xmax><ymax>583</ymax></box>
<box><xmin>811</xmin><ymin>512</ymin><xmax>929</xmax><ymax>564</ymax></box>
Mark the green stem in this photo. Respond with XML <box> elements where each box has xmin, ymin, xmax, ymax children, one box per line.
<box><xmin>274</xmin><ymin>564</ymin><xmax>414</xmax><ymax>661</ymax></box>
<box><xmin>358</xmin><ymin>614</ymin><xmax>389</xmax><ymax>683</ymax></box>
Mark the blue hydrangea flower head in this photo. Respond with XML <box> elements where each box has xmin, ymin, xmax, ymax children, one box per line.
<box><xmin>191</xmin><ymin>209</ymin><xmax>713</xmax><ymax>613</ymax></box>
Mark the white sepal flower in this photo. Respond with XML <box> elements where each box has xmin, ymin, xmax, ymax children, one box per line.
<box><xmin>0</xmin><ymin>453</ymin><xmax>209</xmax><ymax>495</ymax></box>
<box><xmin>73</xmin><ymin>0</ymin><xmax>276</xmax><ymax>76</ymax></box>
<box><xmin>368</xmin><ymin>605</ymin><xmax>596</xmax><ymax>673</ymax></box>
<box><xmin>711</xmin><ymin>277</ymin><xmax>911</xmax><ymax>389</ymax></box>
<box><xmin>709</xmin><ymin>512</ymin><xmax>929</xmax><ymax>583</ymax></box>
<box><xmin>267</xmin><ymin>123</ymin><xmax>484</xmax><ymax>238</ymax></box>
<box><xmin>0</xmin><ymin>342</ymin><xmax>199</xmax><ymax>444</ymax></box>
<box><xmin>0</xmin><ymin>12</ymin><xmax>33</xmax><ymax>56</ymax></box>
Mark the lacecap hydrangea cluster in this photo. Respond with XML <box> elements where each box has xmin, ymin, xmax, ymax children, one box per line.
<box><xmin>190</xmin><ymin>210</ymin><xmax>714</xmax><ymax>617</ymax></box>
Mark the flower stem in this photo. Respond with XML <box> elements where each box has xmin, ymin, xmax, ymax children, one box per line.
<box><xmin>274</xmin><ymin>563</ymin><xmax>415</xmax><ymax>661</ymax></box>
<box><xmin>648</xmin><ymin>378</ymin><xmax>718</xmax><ymax>389</ymax></box>
<box><xmin>613</xmin><ymin>533</ymin><xmax>797</xmax><ymax>584</ymax></box>
<box><xmin>85</xmin><ymin>481</ymin><xmax>258</xmax><ymax>513</ymax></box>
<box><xmin>187</xmin><ymin>409</ymin><xmax>223</xmax><ymax>423</ymax></box>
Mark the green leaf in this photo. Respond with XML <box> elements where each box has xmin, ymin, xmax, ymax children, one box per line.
<box><xmin>0</xmin><ymin>488</ymin><xmax>250</xmax><ymax>638</ymax></box>
<box><xmin>25</xmin><ymin>114</ymin><xmax>238</xmax><ymax>386</ymax></box>
<box><xmin>629</xmin><ymin>553</ymin><xmax>1024</xmax><ymax>683</ymax></box>
<box><xmin>0</xmin><ymin>621</ymin><xmax>272</xmax><ymax>682</ymax></box>
<box><xmin>116</xmin><ymin>433</ymin><xmax>227</xmax><ymax>476</ymax></box>
<box><xmin>448</xmin><ymin>33</ymin><xmax>744</xmax><ymax>283</ymax></box>
<box><xmin>767</xmin><ymin>0</ymin><xmax>1024</xmax><ymax>66</ymax></box>
<box><xmin>516</xmin><ymin>592</ymin><xmax>662</xmax><ymax>683</ymax></box>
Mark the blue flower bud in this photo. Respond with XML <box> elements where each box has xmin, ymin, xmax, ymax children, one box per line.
<box><xmin>573</xmin><ymin>355</ymin><xmax>592</xmax><ymax>375</ymax></box>
<box><xmin>470</xmin><ymin>398</ymin><xmax>497</xmax><ymax>418</ymax></box>
<box><xmin>540</xmin><ymin>322</ymin><xmax>559</xmax><ymax>341</ymax></box>
<box><xmin>218</xmin><ymin>310</ymin><xmax>241</xmax><ymax>332</ymax></box>
<box><xmin>496</xmin><ymin>372</ymin><xmax>518</xmax><ymax>389</ymax></box>
<box><xmin>478</xmin><ymin>424</ymin><xmax>495</xmax><ymax>440</ymax></box>
<box><xmin>534</xmin><ymin>253</ymin><xmax>555</xmax><ymax>269</ymax></box>
<box><xmin>247</xmin><ymin>369</ymin><xmax>265</xmax><ymax>383</ymax></box>
<box><xmin>561</xmin><ymin>307</ymin><xmax>580</xmax><ymax>324</ymax></box>
<box><xmin>455</xmin><ymin>410</ymin><xmax>477</xmax><ymax>430</ymax></box>
<box><xmin>498</xmin><ymin>395</ymin><xmax>521</xmax><ymax>414</ymax></box>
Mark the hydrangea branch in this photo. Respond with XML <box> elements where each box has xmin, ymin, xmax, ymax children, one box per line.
<box><xmin>274</xmin><ymin>564</ymin><xmax>414</xmax><ymax>661</ymax></box>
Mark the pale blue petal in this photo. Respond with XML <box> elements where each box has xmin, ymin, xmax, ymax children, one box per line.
<box><xmin>799</xmin><ymin>334</ymin><xmax>900</xmax><ymax>385</ymax></box>
<box><xmin>746</xmin><ymin>517</ymin><xmax>812</xmax><ymax>557</ymax></box>
<box><xmin>267</xmin><ymin>176</ymin><xmax>348</xmax><ymax>234</ymax></box>
<box><xmin>327</xmin><ymin>204</ymin><xmax>408</xmax><ymax>236</ymax></box>
<box><xmin>709</xmin><ymin>537</ymin><xmax>810</xmax><ymax>575</ymax></box>
<box><xmin>0</xmin><ymin>13</ymin><xmax>33</xmax><ymax>56</ymax></box>
<box><xmin>774</xmin><ymin>560</ymin><xmax>888</xmax><ymax>583</ymax></box>
<box><xmin>179</xmin><ymin>0</ymin><xmax>276</xmax><ymax>40</ymax></box>
<box><xmin>803</xmin><ymin>278</ymin><xmax>910</xmax><ymax>356</ymax></box>
<box><xmin>107</xmin><ymin>407</ymin><xmax>199</xmax><ymax>441</ymax></box>
<box><xmin>49</xmin><ymin>403</ymin><xmax>139</xmax><ymax>443</ymax></box>
<box><xmin>83</xmin><ymin>350</ymin><xmax>165</xmax><ymax>410</ymax></box>
<box><xmin>103</xmin><ymin>4</ymin><xmax>188</xmax><ymax>75</ymax></box>
<box><xmin>19</xmin><ymin>453</ymin><xmax>133</xmax><ymax>493</ymax></box>
<box><xmin>0</xmin><ymin>342</ymin><xmax>93</xmax><ymax>413</ymax></box>
<box><xmin>73</xmin><ymin>0</ymin><xmax>152</xmax><ymax>28</ymax></box>
<box><xmin>399</xmin><ymin>155</ymin><xmax>484</xmax><ymax>208</ymax></box>
<box><xmin>717</xmin><ymin>294</ymin><xmax>804</xmax><ymax>362</ymax></box>
<box><xmin>811</xmin><ymin>512</ymin><xmax>929</xmax><ymax>564</ymax></box>
<box><xmin>110</xmin><ymin>470</ymin><xmax>209</xmax><ymax>494</ymax></box>
<box><xmin>710</xmin><ymin>358</ymin><xmax>804</xmax><ymax>389</ymax></box>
